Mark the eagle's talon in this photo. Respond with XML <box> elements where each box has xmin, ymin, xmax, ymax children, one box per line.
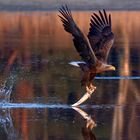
<box><xmin>86</xmin><ymin>86</ymin><xmax>91</xmax><ymax>94</ymax></box>
<box><xmin>92</xmin><ymin>86</ymin><xmax>96</xmax><ymax>90</ymax></box>
<box><xmin>89</xmin><ymin>83</ymin><xmax>96</xmax><ymax>91</ymax></box>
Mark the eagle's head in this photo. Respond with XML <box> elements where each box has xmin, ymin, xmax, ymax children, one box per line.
<box><xmin>97</xmin><ymin>63</ymin><xmax>116</xmax><ymax>73</ymax></box>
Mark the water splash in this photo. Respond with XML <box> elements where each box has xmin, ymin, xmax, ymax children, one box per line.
<box><xmin>0</xmin><ymin>109</ymin><xmax>17</xmax><ymax>140</ymax></box>
<box><xmin>0</xmin><ymin>73</ymin><xmax>17</xmax><ymax>103</ymax></box>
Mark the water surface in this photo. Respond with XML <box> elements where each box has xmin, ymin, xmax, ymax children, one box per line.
<box><xmin>0</xmin><ymin>11</ymin><xmax>140</xmax><ymax>140</ymax></box>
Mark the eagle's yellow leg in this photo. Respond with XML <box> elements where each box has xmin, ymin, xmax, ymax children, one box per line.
<box><xmin>81</xmin><ymin>71</ymin><xmax>96</xmax><ymax>94</ymax></box>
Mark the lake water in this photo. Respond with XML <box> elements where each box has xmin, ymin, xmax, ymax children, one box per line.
<box><xmin>0</xmin><ymin>11</ymin><xmax>140</xmax><ymax>140</ymax></box>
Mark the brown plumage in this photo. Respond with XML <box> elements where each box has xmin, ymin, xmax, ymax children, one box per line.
<box><xmin>59</xmin><ymin>5</ymin><xmax>115</xmax><ymax>93</ymax></box>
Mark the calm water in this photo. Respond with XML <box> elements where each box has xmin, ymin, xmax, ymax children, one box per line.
<box><xmin>0</xmin><ymin>11</ymin><xmax>140</xmax><ymax>140</ymax></box>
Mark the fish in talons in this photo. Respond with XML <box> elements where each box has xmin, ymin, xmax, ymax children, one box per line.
<box><xmin>71</xmin><ymin>87</ymin><xmax>95</xmax><ymax>107</ymax></box>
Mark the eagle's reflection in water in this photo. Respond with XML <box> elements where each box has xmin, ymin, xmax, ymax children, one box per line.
<box><xmin>72</xmin><ymin>107</ymin><xmax>97</xmax><ymax>140</ymax></box>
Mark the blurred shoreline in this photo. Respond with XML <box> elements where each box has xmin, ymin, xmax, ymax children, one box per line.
<box><xmin>0</xmin><ymin>9</ymin><xmax>139</xmax><ymax>12</ymax></box>
<box><xmin>0</xmin><ymin>0</ymin><xmax>139</xmax><ymax>11</ymax></box>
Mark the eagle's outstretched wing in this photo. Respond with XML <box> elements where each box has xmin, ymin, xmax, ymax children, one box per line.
<box><xmin>88</xmin><ymin>10</ymin><xmax>114</xmax><ymax>62</ymax></box>
<box><xmin>59</xmin><ymin>5</ymin><xmax>97</xmax><ymax>66</ymax></box>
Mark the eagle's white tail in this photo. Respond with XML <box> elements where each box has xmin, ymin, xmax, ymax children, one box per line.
<box><xmin>69</xmin><ymin>61</ymin><xmax>86</xmax><ymax>67</ymax></box>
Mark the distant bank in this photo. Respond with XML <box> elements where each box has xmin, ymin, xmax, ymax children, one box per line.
<box><xmin>0</xmin><ymin>0</ymin><xmax>139</xmax><ymax>11</ymax></box>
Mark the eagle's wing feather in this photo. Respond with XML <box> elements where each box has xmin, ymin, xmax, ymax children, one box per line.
<box><xmin>59</xmin><ymin>5</ymin><xmax>97</xmax><ymax>66</ymax></box>
<box><xmin>88</xmin><ymin>10</ymin><xmax>114</xmax><ymax>62</ymax></box>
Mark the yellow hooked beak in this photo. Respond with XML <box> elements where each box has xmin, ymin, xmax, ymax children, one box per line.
<box><xmin>110</xmin><ymin>66</ymin><xmax>116</xmax><ymax>71</ymax></box>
